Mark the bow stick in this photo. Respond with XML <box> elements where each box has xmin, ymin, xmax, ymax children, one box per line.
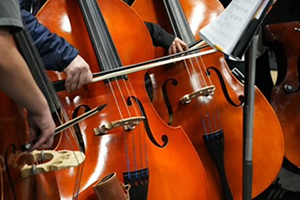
<box><xmin>53</xmin><ymin>42</ymin><xmax>216</xmax><ymax>92</ymax></box>
<box><xmin>22</xmin><ymin>104</ymin><xmax>107</xmax><ymax>151</ymax></box>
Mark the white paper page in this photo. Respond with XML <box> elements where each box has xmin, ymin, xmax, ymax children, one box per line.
<box><xmin>199</xmin><ymin>0</ymin><xmax>263</xmax><ymax>55</ymax></box>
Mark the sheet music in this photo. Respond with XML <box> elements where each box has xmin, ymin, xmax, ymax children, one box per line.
<box><xmin>199</xmin><ymin>0</ymin><xmax>263</xmax><ymax>56</ymax></box>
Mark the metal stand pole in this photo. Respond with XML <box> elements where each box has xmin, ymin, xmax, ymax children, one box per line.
<box><xmin>243</xmin><ymin>34</ymin><xmax>259</xmax><ymax>200</ymax></box>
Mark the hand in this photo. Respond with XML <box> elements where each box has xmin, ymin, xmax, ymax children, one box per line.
<box><xmin>28</xmin><ymin>108</ymin><xmax>56</xmax><ymax>150</ymax></box>
<box><xmin>167</xmin><ymin>37</ymin><xmax>188</xmax><ymax>55</ymax></box>
<box><xmin>64</xmin><ymin>55</ymin><xmax>93</xmax><ymax>92</ymax></box>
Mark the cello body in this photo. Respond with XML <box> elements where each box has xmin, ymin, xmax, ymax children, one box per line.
<box><xmin>132</xmin><ymin>0</ymin><xmax>284</xmax><ymax>199</ymax></box>
<box><xmin>264</xmin><ymin>21</ymin><xmax>300</xmax><ymax>172</ymax></box>
<box><xmin>36</xmin><ymin>0</ymin><xmax>209</xmax><ymax>199</ymax></box>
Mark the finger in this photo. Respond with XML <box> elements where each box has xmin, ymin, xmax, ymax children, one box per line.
<box><xmin>87</xmin><ymin>69</ymin><xmax>93</xmax><ymax>83</ymax></box>
<box><xmin>168</xmin><ymin>44</ymin><xmax>172</xmax><ymax>55</ymax></box>
<box><xmin>69</xmin><ymin>71</ymin><xmax>80</xmax><ymax>92</ymax></box>
<box><xmin>182</xmin><ymin>43</ymin><xmax>188</xmax><ymax>50</ymax></box>
<box><xmin>29</xmin><ymin>126</ymin><xmax>37</xmax><ymax>141</ymax></box>
<box><xmin>76</xmin><ymin>70</ymin><xmax>87</xmax><ymax>90</ymax></box>
<box><xmin>176</xmin><ymin>42</ymin><xmax>184</xmax><ymax>52</ymax></box>
<box><xmin>65</xmin><ymin>72</ymin><xmax>74</xmax><ymax>92</ymax></box>
<box><xmin>28</xmin><ymin>118</ymin><xmax>38</xmax><ymax>141</ymax></box>
<box><xmin>179</xmin><ymin>44</ymin><xmax>187</xmax><ymax>51</ymax></box>
<box><xmin>172</xmin><ymin>43</ymin><xmax>177</xmax><ymax>54</ymax></box>
<box><xmin>37</xmin><ymin>135</ymin><xmax>54</xmax><ymax>150</ymax></box>
<box><xmin>30</xmin><ymin>133</ymin><xmax>53</xmax><ymax>150</ymax></box>
<box><xmin>178</xmin><ymin>40</ymin><xmax>188</xmax><ymax>50</ymax></box>
<box><xmin>169</xmin><ymin>43</ymin><xmax>176</xmax><ymax>55</ymax></box>
<box><xmin>86</xmin><ymin>69</ymin><xmax>93</xmax><ymax>82</ymax></box>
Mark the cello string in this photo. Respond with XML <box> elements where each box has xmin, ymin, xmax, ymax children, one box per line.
<box><xmin>197</xmin><ymin>53</ymin><xmax>223</xmax><ymax>131</ymax></box>
<box><xmin>181</xmin><ymin>57</ymin><xmax>216</xmax><ymax>134</ymax></box>
<box><xmin>125</xmin><ymin>77</ymin><xmax>149</xmax><ymax>173</ymax></box>
<box><xmin>164</xmin><ymin>2</ymin><xmax>211</xmax><ymax>133</ymax></box>
<box><xmin>121</xmin><ymin>78</ymin><xmax>147</xmax><ymax>172</ymax></box>
<box><xmin>103</xmin><ymin>44</ymin><xmax>149</xmax><ymax>179</ymax></box>
<box><xmin>186</xmin><ymin>49</ymin><xmax>223</xmax><ymax>134</ymax></box>
<box><xmin>55</xmin><ymin>108</ymin><xmax>84</xmax><ymax>200</ymax></box>
<box><xmin>96</xmin><ymin>1</ymin><xmax>150</xmax><ymax>176</ymax></box>
<box><xmin>163</xmin><ymin>0</ymin><xmax>210</xmax><ymax>94</ymax></box>
<box><xmin>106</xmin><ymin>57</ymin><xmax>145</xmax><ymax>179</ymax></box>
<box><xmin>82</xmin><ymin>0</ymin><xmax>139</xmax><ymax>180</ymax></box>
<box><xmin>96</xmin><ymin>18</ymin><xmax>141</xmax><ymax>179</ymax></box>
<box><xmin>176</xmin><ymin>0</ymin><xmax>222</xmax><ymax>133</ymax></box>
<box><xmin>187</xmin><ymin>50</ymin><xmax>220</xmax><ymax>133</ymax></box>
<box><xmin>192</xmin><ymin>35</ymin><xmax>224</xmax><ymax>131</ymax></box>
<box><xmin>164</xmin><ymin>0</ymin><xmax>221</xmax><ymax>135</ymax></box>
<box><xmin>86</xmin><ymin>0</ymin><xmax>145</xmax><ymax>184</ymax></box>
<box><xmin>113</xmin><ymin>80</ymin><xmax>140</xmax><ymax>175</ymax></box>
<box><xmin>190</xmin><ymin>57</ymin><xmax>216</xmax><ymax>134</ymax></box>
<box><xmin>196</xmin><ymin>56</ymin><xmax>221</xmax><ymax>132</ymax></box>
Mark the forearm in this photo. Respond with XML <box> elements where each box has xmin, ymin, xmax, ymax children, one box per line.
<box><xmin>0</xmin><ymin>29</ymin><xmax>49</xmax><ymax>115</ymax></box>
<box><xmin>21</xmin><ymin>9</ymin><xmax>79</xmax><ymax>71</ymax></box>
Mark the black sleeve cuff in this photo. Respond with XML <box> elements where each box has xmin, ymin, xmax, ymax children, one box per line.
<box><xmin>145</xmin><ymin>22</ymin><xmax>175</xmax><ymax>49</ymax></box>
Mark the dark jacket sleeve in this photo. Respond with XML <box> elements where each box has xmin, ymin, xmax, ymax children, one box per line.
<box><xmin>121</xmin><ymin>0</ymin><xmax>175</xmax><ymax>48</ymax></box>
<box><xmin>145</xmin><ymin>22</ymin><xmax>175</xmax><ymax>49</ymax></box>
<box><xmin>21</xmin><ymin>9</ymin><xmax>79</xmax><ymax>71</ymax></box>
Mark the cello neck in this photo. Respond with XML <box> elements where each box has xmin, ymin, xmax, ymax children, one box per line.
<box><xmin>163</xmin><ymin>0</ymin><xmax>195</xmax><ymax>44</ymax></box>
<box><xmin>13</xmin><ymin>23</ymin><xmax>61</xmax><ymax>114</ymax></box>
<box><xmin>78</xmin><ymin>0</ymin><xmax>123</xmax><ymax>72</ymax></box>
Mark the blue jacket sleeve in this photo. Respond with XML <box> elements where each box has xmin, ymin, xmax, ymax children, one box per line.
<box><xmin>21</xmin><ymin>9</ymin><xmax>79</xmax><ymax>71</ymax></box>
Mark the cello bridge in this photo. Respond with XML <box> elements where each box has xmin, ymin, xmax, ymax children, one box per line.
<box><xmin>94</xmin><ymin>116</ymin><xmax>145</xmax><ymax>135</ymax></box>
<box><xmin>21</xmin><ymin>150</ymin><xmax>85</xmax><ymax>177</ymax></box>
<box><xmin>180</xmin><ymin>85</ymin><xmax>215</xmax><ymax>104</ymax></box>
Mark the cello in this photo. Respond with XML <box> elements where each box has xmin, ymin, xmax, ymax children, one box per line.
<box><xmin>132</xmin><ymin>0</ymin><xmax>284</xmax><ymax>199</ymax></box>
<box><xmin>0</xmin><ymin>90</ymin><xmax>61</xmax><ymax>200</ymax></box>
<box><xmin>36</xmin><ymin>0</ymin><xmax>209</xmax><ymax>199</ymax></box>
<box><xmin>264</xmin><ymin>21</ymin><xmax>300</xmax><ymax>173</ymax></box>
<box><xmin>0</xmin><ymin>21</ymin><xmax>86</xmax><ymax>200</ymax></box>
<box><xmin>0</xmin><ymin>29</ymin><xmax>60</xmax><ymax>200</ymax></box>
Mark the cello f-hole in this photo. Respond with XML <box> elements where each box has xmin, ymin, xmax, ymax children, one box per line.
<box><xmin>162</xmin><ymin>78</ymin><xmax>178</xmax><ymax>125</ymax></box>
<box><xmin>127</xmin><ymin>96</ymin><xmax>168</xmax><ymax>148</ymax></box>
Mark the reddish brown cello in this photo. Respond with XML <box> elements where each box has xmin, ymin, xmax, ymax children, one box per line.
<box><xmin>264</xmin><ymin>21</ymin><xmax>300</xmax><ymax>173</ymax></box>
<box><xmin>0</xmin><ymin>23</ymin><xmax>86</xmax><ymax>200</ymax></box>
<box><xmin>132</xmin><ymin>0</ymin><xmax>284</xmax><ymax>199</ymax></box>
<box><xmin>0</xmin><ymin>90</ymin><xmax>61</xmax><ymax>200</ymax></box>
<box><xmin>36</xmin><ymin>0</ymin><xmax>209</xmax><ymax>199</ymax></box>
